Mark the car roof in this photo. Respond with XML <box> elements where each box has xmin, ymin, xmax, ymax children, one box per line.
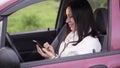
<box><xmin>0</xmin><ymin>0</ymin><xmax>17</xmax><ymax>11</ymax></box>
<box><xmin>0</xmin><ymin>0</ymin><xmax>45</xmax><ymax>16</ymax></box>
<box><xmin>0</xmin><ymin>0</ymin><xmax>45</xmax><ymax>20</ymax></box>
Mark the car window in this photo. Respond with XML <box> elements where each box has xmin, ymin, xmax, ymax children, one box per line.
<box><xmin>7</xmin><ymin>0</ymin><xmax>60</xmax><ymax>34</ymax></box>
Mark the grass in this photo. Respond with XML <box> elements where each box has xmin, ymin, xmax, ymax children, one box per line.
<box><xmin>7</xmin><ymin>0</ymin><xmax>60</xmax><ymax>34</ymax></box>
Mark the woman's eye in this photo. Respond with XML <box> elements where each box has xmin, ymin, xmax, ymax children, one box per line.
<box><xmin>66</xmin><ymin>15</ymin><xmax>73</xmax><ymax>19</ymax></box>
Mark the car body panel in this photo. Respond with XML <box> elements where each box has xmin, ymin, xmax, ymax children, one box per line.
<box><xmin>32</xmin><ymin>54</ymin><xmax>120</xmax><ymax>68</ymax></box>
<box><xmin>111</xmin><ymin>0</ymin><xmax>120</xmax><ymax>51</ymax></box>
<box><xmin>0</xmin><ymin>0</ymin><xmax>17</xmax><ymax>11</ymax></box>
<box><xmin>21</xmin><ymin>51</ymin><xmax>120</xmax><ymax>68</ymax></box>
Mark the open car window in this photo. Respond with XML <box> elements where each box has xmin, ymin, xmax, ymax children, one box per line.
<box><xmin>7</xmin><ymin>0</ymin><xmax>60</xmax><ymax>34</ymax></box>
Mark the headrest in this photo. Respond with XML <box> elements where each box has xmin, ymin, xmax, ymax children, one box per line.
<box><xmin>0</xmin><ymin>47</ymin><xmax>20</xmax><ymax>68</ymax></box>
<box><xmin>94</xmin><ymin>8</ymin><xmax>108</xmax><ymax>35</ymax></box>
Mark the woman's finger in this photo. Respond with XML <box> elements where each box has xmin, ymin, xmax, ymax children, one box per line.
<box><xmin>44</xmin><ymin>42</ymin><xmax>55</xmax><ymax>54</ymax></box>
<box><xmin>48</xmin><ymin>45</ymin><xmax>54</xmax><ymax>53</ymax></box>
<box><xmin>44</xmin><ymin>42</ymin><xmax>50</xmax><ymax>49</ymax></box>
<box><xmin>36</xmin><ymin>45</ymin><xmax>47</xmax><ymax>57</ymax></box>
<box><xmin>42</xmin><ymin>48</ymin><xmax>55</xmax><ymax>58</ymax></box>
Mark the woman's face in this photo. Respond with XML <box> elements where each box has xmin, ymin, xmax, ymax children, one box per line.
<box><xmin>66</xmin><ymin>7</ymin><xmax>76</xmax><ymax>32</ymax></box>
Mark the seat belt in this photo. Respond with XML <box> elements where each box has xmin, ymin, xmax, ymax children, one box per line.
<box><xmin>51</xmin><ymin>24</ymin><xmax>67</xmax><ymax>54</ymax></box>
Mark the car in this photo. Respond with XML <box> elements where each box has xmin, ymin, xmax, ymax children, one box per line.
<box><xmin>0</xmin><ymin>0</ymin><xmax>120</xmax><ymax>68</ymax></box>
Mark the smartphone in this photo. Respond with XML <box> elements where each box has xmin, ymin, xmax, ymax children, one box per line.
<box><xmin>33</xmin><ymin>40</ymin><xmax>44</xmax><ymax>48</ymax></box>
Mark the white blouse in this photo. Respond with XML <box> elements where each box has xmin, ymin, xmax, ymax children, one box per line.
<box><xmin>58</xmin><ymin>31</ymin><xmax>101</xmax><ymax>57</ymax></box>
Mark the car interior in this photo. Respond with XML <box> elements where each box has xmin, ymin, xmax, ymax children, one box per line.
<box><xmin>4</xmin><ymin>8</ymin><xmax>108</xmax><ymax>63</ymax></box>
<box><xmin>93</xmin><ymin>8</ymin><xmax>108</xmax><ymax>52</ymax></box>
<box><xmin>6</xmin><ymin>32</ymin><xmax>24</xmax><ymax>62</ymax></box>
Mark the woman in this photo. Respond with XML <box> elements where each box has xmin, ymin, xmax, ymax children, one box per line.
<box><xmin>36</xmin><ymin>0</ymin><xmax>101</xmax><ymax>59</ymax></box>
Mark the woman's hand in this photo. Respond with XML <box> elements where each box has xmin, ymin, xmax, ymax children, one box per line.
<box><xmin>36</xmin><ymin>42</ymin><xmax>55</xmax><ymax>59</ymax></box>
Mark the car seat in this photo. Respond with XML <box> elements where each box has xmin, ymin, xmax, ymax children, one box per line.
<box><xmin>0</xmin><ymin>47</ymin><xmax>20</xmax><ymax>68</ymax></box>
<box><xmin>6</xmin><ymin>32</ymin><xmax>23</xmax><ymax>62</ymax></box>
<box><xmin>94</xmin><ymin>8</ymin><xmax>108</xmax><ymax>52</ymax></box>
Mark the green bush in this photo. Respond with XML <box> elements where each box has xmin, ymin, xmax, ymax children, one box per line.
<box><xmin>21</xmin><ymin>14</ymin><xmax>40</xmax><ymax>27</ymax></box>
<box><xmin>7</xmin><ymin>0</ymin><xmax>59</xmax><ymax>34</ymax></box>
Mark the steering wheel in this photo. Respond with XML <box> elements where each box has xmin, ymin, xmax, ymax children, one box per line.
<box><xmin>6</xmin><ymin>32</ymin><xmax>23</xmax><ymax>62</ymax></box>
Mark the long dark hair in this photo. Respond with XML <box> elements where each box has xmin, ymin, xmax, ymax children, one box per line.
<box><xmin>66</xmin><ymin>0</ymin><xmax>97</xmax><ymax>45</ymax></box>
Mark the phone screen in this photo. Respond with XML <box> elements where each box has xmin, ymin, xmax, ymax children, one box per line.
<box><xmin>33</xmin><ymin>40</ymin><xmax>43</xmax><ymax>48</ymax></box>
